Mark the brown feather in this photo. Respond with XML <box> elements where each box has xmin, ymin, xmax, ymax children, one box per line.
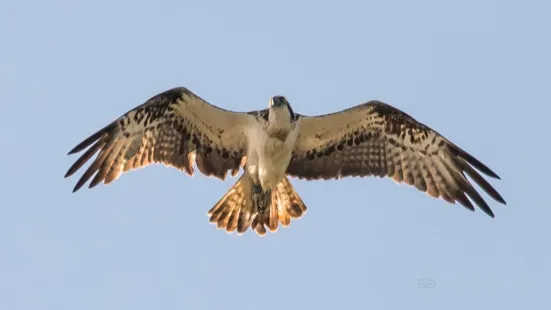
<box><xmin>65</xmin><ymin>139</ymin><xmax>106</xmax><ymax>178</ymax></box>
<box><xmin>207</xmin><ymin>174</ymin><xmax>307</xmax><ymax>236</ymax></box>
<box><xmin>288</xmin><ymin>100</ymin><xmax>505</xmax><ymax>217</ymax></box>
<box><xmin>65</xmin><ymin>87</ymin><xmax>252</xmax><ymax>192</ymax></box>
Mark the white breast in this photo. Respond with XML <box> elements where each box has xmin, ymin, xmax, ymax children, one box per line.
<box><xmin>245</xmin><ymin>119</ymin><xmax>301</xmax><ymax>190</ymax></box>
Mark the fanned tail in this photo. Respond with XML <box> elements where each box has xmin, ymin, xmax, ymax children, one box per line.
<box><xmin>207</xmin><ymin>173</ymin><xmax>255</xmax><ymax>235</ymax></box>
<box><xmin>207</xmin><ymin>174</ymin><xmax>307</xmax><ymax>236</ymax></box>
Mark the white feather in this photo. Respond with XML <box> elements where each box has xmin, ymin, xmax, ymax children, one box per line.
<box><xmin>245</xmin><ymin>109</ymin><xmax>301</xmax><ymax>191</ymax></box>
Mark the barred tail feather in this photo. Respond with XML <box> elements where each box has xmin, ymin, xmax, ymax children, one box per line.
<box><xmin>275</xmin><ymin>176</ymin><xmax>308</xmax><ymax>224</ymax></box>
<box><xmin>250</xmin><ymin>176</ymin><xmax>308</xmax><ymax>235</ymax></box>
<box><xmin>207</xmin><ymin>173</ymin><xmax>255</xmax><ymax>235</ymax></box>
<box><xmin>208</xmin><ymin>174</ymin><xmax>307</xmax><ymax>236</ymax></box>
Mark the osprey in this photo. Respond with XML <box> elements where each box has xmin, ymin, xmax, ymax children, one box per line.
<box><xmin>65</xmin><ymin>87</ymin><xmax>506</xmax><ymax>236</ymax></box>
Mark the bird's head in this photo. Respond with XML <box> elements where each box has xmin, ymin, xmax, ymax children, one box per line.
<box><xmin>268</xmin><ymin>95</ymin><xmax>295</xmax><ymax>123</ymax></box>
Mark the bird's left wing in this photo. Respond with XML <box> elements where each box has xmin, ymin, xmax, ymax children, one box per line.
<box><xmin>287</xmin><ymin>101</ymin><xmax>506</xmax><ymax>217</ymax></box>
<box><xmin>65</xmin><ymin>87</ymin><xmax>254</xmax><ymax>192</ymax></box>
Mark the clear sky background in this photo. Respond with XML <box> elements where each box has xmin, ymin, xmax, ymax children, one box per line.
<box><xmin>1</xmin><ymin>0</ymin><xmax>550</xmax><ymax>309</ymax></box>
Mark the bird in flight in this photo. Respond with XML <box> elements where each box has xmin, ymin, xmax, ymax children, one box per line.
<box><xmin>65</xmin><ymin>87</ymin><xmax>506</xmax><ymax>236</ymax></box>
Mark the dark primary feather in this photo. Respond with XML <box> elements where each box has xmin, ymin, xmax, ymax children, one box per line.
<box><xmin>65</xmin><ymin>87</ymin><xmax>253</xmax><ymax>192</ymax></box>
<box><xmin>287</xmin><ymin>100</ymin><xmax>506</xmax><ymax>217</ymax></box>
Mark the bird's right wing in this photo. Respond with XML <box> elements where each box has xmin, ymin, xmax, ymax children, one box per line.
<box><xmin>287</xmin><ymin>100</ymin><xmax>506</xmax><ymax>217</ymax></box>
<box><xmin>65</xmin><ymin>87</ymin><xmax>254</xmax><ymax>192</ymax></box>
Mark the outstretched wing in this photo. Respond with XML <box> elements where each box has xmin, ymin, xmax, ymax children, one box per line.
<box><xmin>287</xmin><ymin>101</ymin><xmax>506</xmax><ymax>217</ymax></box>
<box><xmin>65</xmin><ymin>87</ymin><xmax>254</xmax><ymax>192</ymax></box>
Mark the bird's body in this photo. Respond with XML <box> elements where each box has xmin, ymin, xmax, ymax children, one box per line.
<box><xmin>212</xmin><ymin>96</ymin><xmax>304</xmax><ymax>232</ymax></box>
<box><xmin>65</xmin><ymin>86</ymin><xmax>506</xmax><ymax>236</ymax></box>
<box><xmin>246</xmin><ymin>100</ymin><xmax>300</xmax><ymax>191</ymax></box>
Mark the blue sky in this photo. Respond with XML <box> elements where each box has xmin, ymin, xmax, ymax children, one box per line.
<box><xmin>2</xmin><ymin>0</ymin><xmax>550</xmax><ymax>309</ymax></box>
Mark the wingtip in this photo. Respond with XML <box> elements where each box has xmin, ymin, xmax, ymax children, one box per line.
<box><xmin>488</xmin><ymin>183</ymin><xmax>506</xmax><ymax>205</ymax></box>
<box><xmin>72</xmin><ymin>178</ymin><xmax>86</xmax><ymax>193</ymax></box>
<box><xmin>67</xmin><ymin>142</ymin><xmax>89</xmax><ymax>156</ymax></box>
<box><xmin>487</xmin><ymin>170</ymin><xmax>500</xmax><ymax>180</ymax></box>
<box><xmin>452</xmin><ymin>144</ymin><xmax>501</xmax><ymax>179</ymax></box>
<box><xmin>478</xmin><ymin>205</ymin><xmax>495</xmax><ymax>218</ymax></box>
<box><xmin>64</xmin><ymin>162</ymin><xmax>80</xmax><ymax>179</ymax></box>
<box><xmin>491</xmin><ymin>190</ymin><xmax>506</xmax><ymax>206</ymax></box>
<box><xmin>67</xmin><ymin>122</ymin><xmax>116</xmax><ymax>156</ymax></box>
<box><xmin>476</xmin><ymin>163</ymin><xmax>500</xmax><ymax>180</ymax></box>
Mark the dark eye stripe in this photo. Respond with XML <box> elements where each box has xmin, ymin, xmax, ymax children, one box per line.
<box><xmin>287</xmin><ymin>104</ymin><xmax>295</xmax><ymax>120</ymax></box>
